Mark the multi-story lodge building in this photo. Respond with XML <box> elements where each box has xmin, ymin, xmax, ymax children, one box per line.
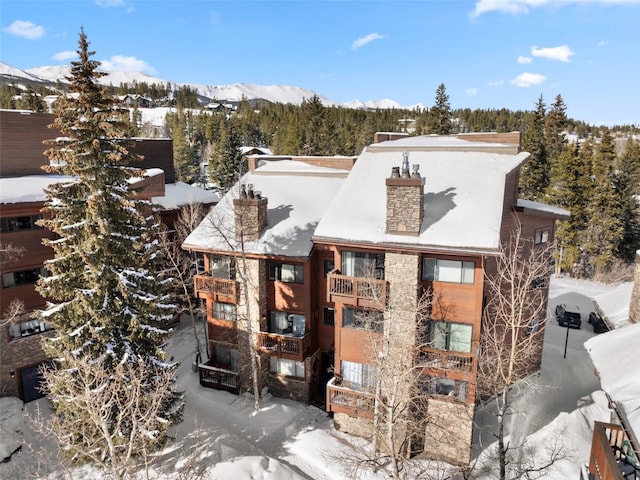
<box><xmin>0</xmin><ymin>109</ymin><xmax>218</xmax><ymax>401</ymax></box>
<box><xmin>183</xmin><ymin>131</ymin><xmax>570</xmax><ymax>466</ymax></box>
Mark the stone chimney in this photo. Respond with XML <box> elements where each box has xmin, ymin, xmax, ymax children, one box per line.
<box><xmin>385</xmin><ymin>151</ymin><xmax>425</xmax><ymax>236</ymax></box>
<box><xmin>233</xmin><ymin>183</ymin><xmax>268</xmax><ymax>241</ymax></box>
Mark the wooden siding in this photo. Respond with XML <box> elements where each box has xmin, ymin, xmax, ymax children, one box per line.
<box><xmin>0</xmin><ymin>110</ymin><xmax>175</xmax><ymax>182</ymax></box>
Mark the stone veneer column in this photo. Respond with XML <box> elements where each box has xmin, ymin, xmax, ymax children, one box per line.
<box><xmin>424</xmin><ymin>399</ymin><xmax>474</xmax><ymax>466</ymax></box>
<box><xmin>629</xmin><ymin>250</ymin><xmax>640</xmax><ymax>324</ymax></box>
<box><xmin>236</xmin><ymin>257</ymin><xmax>268</xmax><ymax>394</ymax></box>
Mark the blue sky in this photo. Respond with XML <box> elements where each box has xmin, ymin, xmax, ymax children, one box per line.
<box><xmin>1</xmin><ymin>0</ymin><xmax>639</xmax><ymax>126</ymax></box>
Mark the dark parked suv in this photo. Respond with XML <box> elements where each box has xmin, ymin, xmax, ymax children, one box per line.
<box><xmin>555</xmin><ymin>304</ymin><xmax>582</xmax><ymax>329</ymax></box>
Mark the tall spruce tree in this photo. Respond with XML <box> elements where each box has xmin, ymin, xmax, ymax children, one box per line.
<box><xmin>429</xmin><ymin>83</ymin><xmax>453</xmax><ymax>135</ymax></box>
<box><xmin>583</xmin><ymin>130</ymin><xmax>624</xmax><ymax>272</ymax></box>
<box><xmin>614</xmin><ymin>138</ymin><xmax>640</xmax><ymax>261</ymax></box>
<box><xmin>37</xmin><ymin>30</ymin><xmax>182</xmax><ymax>474</ymax></box>
<box><xmin>519</xmin><ymin>95</ymin><xmax>549</xmax><ymax>201</ymax></box>
<box><xmin>209</xmin><ymin>121</ymin><xmax>245</xmax><ymax>191</ymax></box>
<box><xmin>547</xmin><ymin>142</ymin><xmax>592</xmax><ymax>274</ymax></box>
<box><xmin>545</xmin><ymin>94</ymin><xmax>568</xmax><ymax>166</ymax></box>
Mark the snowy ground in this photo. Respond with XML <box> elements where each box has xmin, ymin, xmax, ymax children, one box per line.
<box><xmin>0</xmin><ymin>276</ymin><xmax>631</xmax><ymax>479</ymax></box>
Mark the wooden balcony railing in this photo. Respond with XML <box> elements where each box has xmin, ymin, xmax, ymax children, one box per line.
<box><xmin>416</xmin><ymin>347</ymin><xmax>476</xmax><ymax>380</ymax></box>
<box><xmin>589</xmin><ymin>421</ymin><xmax>640</xmax><ymax>480</ymax></box>
<box><xmin>198</xmin><ymin>361</ymin><xmax>240</xmax><ymax>395</ymax></box>
<box><xmin>326</xmin><ymin>377</ymin><xmax>375</xmax><ymax>419</ymax></box>
<box><xmin>327</xmin><ymin>271</ymin><xmax>388</xmax><ymax>308</ymax></box>
<box><xmin>194</xmin><ymin>274</ymin><xmax>238</xmax><ymax>303</ymax></box>
<box><xmin>257</xmin><ymin>332</ymin><xmax>311</xmax><ymax>362</ymax></box>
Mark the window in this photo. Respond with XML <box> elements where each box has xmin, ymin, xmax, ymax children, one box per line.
<box><xmin>212</xmin><ymin>302</ymin><xmax>237</xmax><ymax>322</ymax></box>
<box><xmin>2</xmin><ymin>267</ymin><xmax>46</xmax><ymax>288</ymax></box>
<box><xmin>209</xmin><ymin>255</ymin><xmax>235</xmax><ymax>279</ymax></box>
<box><xmin>422</xmin><ymin>258</ymin><xmax>475</xmax><ymax>284</ymax></box>
<box><xmin>323</xmin><ymin>307</ymin><xmax>335</xmax><ymax>327</ymax></box>
<box><xmin>343</xmin><ymin>307</ymin><xmax>383</xmax><ymax>333</ymax></box>
<box><xmin>535</xmin><ymin>228</ymin><xmax>550</xmax><ymax>245</ymax></box>
<box><xmin>323</xmin><ymin>259</ymin><xmax>335</xmax><ymax>276</ymax></box>
<box><xmin>0</xmin><ymin>215</ymin><xmax>43</xmax><ymax>233</ymax></box>
<box><xmin>420</xmin><ymin>377</ymin><xmax>468</xmax><ymax>402</ymax></box>
<box><xmin>268</xmin><ymin>262</ymin><xmax>304</xmax><ymax>284</ymax></box>
<box><xmin>341</xmin><ymin>251</ymin><xmax>385</xmax><ymax>279</ymax></box>
<box><xmin>427</xmin><ymin>321</ymin><xmax>472</xmax><ymax>353</ymax></box>
<box><xmin>270</xmin><ymin>357</ymin><xmax>305</xmax><ymax>378</ymax></box>
<box><xmin>9</xmin><ymin>319</ymin><xmax>54</xmax><ymax>339</ymax></box>
<box><xmin>211</xmin><ymin>345</ymin><xmax>239</xmax><ymax>371</ymax></box>
<box><xmin>341</xmin><ymin>360</ymin><xmax>378</xmax><ymax>391</ymax></box>
<box><xmin>270</xmin><ymin>311</ymin><xmax>306</xmax><ymax>336</ymax></box>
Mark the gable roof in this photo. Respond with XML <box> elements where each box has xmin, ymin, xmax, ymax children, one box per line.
<box><xmin>182</xmin><ymin>160</ymin><xmax>348</xmax><ymax>258</ymax></box>
<box><xmin>313</xmin><ymin>145</ymin><xmax>530</xmax><ymax>253</ymax></box>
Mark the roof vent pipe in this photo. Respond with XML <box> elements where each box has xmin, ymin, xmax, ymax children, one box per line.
<box><xmin>401</xmin><ymin>151</ymin><xmax>410</xmax><ymax>178</ymax></box>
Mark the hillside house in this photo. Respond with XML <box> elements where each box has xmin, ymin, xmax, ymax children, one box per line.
<box><xmin>182</xmin><ymin>132</ymin><xmax>569</xmax><ymax>466</ymax></box>
<box><xmin>0</xmin><ymin>109</ymin><xmax>218</xmax><ymax>401</ymax></box>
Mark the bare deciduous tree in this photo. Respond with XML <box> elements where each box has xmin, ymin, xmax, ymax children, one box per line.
<box><xmin>34</xmin><ymin>353</ymin><xmax>181</xmax><ymax>480</ymax></box>
<box><xmin>475</xmin><ymin>227</ymin><xmax>567</xmax><ymax>480</ymax></box>
<box><xmin>159</xmin><ymin>203</ymin><xmax>207</xmax><ymax>363</ymax></box>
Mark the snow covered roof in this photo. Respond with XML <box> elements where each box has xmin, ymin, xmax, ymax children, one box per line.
<box><xmin>0</xmin><ymin>175</ymin><xmax>72</xmax><ymax>204</ymax></box>
<box><xmin>152</xmin><ymin>182</ymin><xmax>220</xmax><ymax>210</ymax></box>
<box><xmin>585</xmin><ymin>322</ymin><xmax>640</xmax><ymax>440</ymax></box>
<box><xmin>240</xmin><ymin>146</ymin><xmax>273</xmax><ymax>155</ymax></box>
<box><xmin>182</xmin><ymin>160</ymin><xmax>348</xmax><ymax>258</ymax></box>
<box><xmin>313</xmin><ymin>147</ymin><xmax>530</xmax><ymax>252</ymax></box>
<box><xmin>516</xmin><ymin>199</ymin><xmax>571</xmax><ymax>219</ymax></box>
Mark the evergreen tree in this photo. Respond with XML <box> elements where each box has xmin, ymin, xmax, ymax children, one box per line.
<box><xmin>614</xmin><ymin>138</ymin><xmax>640</xmax><ymax>261</ymax></box>
<box><xmin>37</xmin><ymin>30</ymin><xmax>182</xmax><ymax>474</ymax></box>
<box><xmin>429</xmin><ymin>83</ymin><xmax>452</xmax><ymax>135</ymax></box>
<box><xmin>583</xmin><ymin>130</ymin><xmax>624</xmax><ymax>272</ymax></box>
<box><xmin>209</xmin><ymin>121</ymin><xmax>244</xmax><ymax>191</ymax></box>
<box><xmin>519</xmin><ymin>95</ymin><xmax>548</xmax><ymax>201</ymax></box>
<box><xmin>545</xmin><ymin>94</ymin><xmax>568</xmax><ymax>166</ymax></box>
<box><xmin>547</xmin><ymin>142</ymin><xmax>591</xmax><ymax>274</ymax></box>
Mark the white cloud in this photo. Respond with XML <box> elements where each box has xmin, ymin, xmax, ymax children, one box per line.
<box><xmin>597</xmin><ymin>40</ymin><xmax>609</xmax><ymax>47</ymax></box>
<box><xmin>466</xmin><ymin>88</ymin><xmax>479</xmax><ymax>96</ymax></box>
<box><xmin>351</xmin><ymin>33</ymin><xmax>385</xmax><ymax>50</ymax></box>
<box><xmin>3</xmin><ymin>20</ymin><xmax>45</xmax><ymax>40</ymax></box>
<box><xmin>531</xmin><ymin>45</ymin><xmax>574</xmax><ymax>62</ymax></box>
<box><xmin>517</xmin><ymin>55</ymin><xmax>532</xmax><ymax>64</ymax></box>
<box><xmin>96</xmin><ymin>0</ymin><xmax>124</xmax><ymax>6</ymax></box>
<box><xmin>52</xmin><ymin>50</ymin><xmax>77</xmax><ymax>62</ymax></box>
<box><xmin>488</xmin><ymin>80</ymin><xmax>504</xmax><ymax>86</ymax></box>
<box><xmin>510</xmin><ymin>72</ymin><xmax>547</xmax><ymax>87</ymax></box>
<box><xmin>472</xmin><ymin>0</ymin><xmax>640</xmax><ymax>17</ymax></box>
<box><xmin>99</xmin><ymin>55</ymin><xmax>156</xmax><ymax>74</ymax></box>
<box><xmin>208</xmin><ymin>11</ymin><xmax>220</xmax><ymax>26</ymax></box>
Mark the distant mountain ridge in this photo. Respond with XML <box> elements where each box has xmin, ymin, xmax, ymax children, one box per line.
<box><xmin>0</xmin><ymin>61</ymin><xmax>426</xmax><ymax>111</ymax></box>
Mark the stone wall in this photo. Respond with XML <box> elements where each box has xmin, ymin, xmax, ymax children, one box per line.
<box><xmin>0</xmin><ymin>330</ymin><xmax>53</xmax><ymax>398</ymax></box>
<box><xmin>233</xmin><ymin>193</ymin><xmax>268</xmax><ymax>242</ymax></box>
<box><xmin>385</xmin><ymin>176</ymin><xmax>425</xmax><ymax>236</ymax></box>
<box><xmin>630</xmin><ymin>250</ymin><xmax>640</xmax><ymax>324</ymax></box>
<box><xmin>423</xmin><ymin>398</ymin><xmax>475</xmax><ymax>466</ymax></box>
<box><xmin>333</xmin><ymin>412</ymin><xmax>375</xmax><ymax>438</ymax></box>
<box><xmin>236</xmin><ymin>257</ymin><xmax>268</xmax><ymax>394</ymax></box>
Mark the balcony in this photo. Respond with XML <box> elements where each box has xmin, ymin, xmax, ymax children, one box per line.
<box><xmin>326</xmin><ymin>377</ymin><xmax>375</xmax><ymax>419</ymax></box>
<box><xmin>589</xmin><ymin>422</ymin><xmax>640</xmax><ymax>480</ymax></box>
<box><xmin>194</xmin><ymin>274</ymin><xmax>238</xmax><ymax>303</ymax></box>
<box><xmin>327</xmin><ymin>271</ymin><xmax>388</xmax><ymax>308</ymax></box>
<box><xmin>198</xmin><ymin>360</ymin><xmax>240</xmax><ymax>395</ymax></box>
<box><xmin>416</xmin><ymin>348</ymin><xmax>476</xmax><ymax>381</ymax></box>
<box><xmin>257</xmin><ymin>332</ymin><xmax>311</xmax><ymax>362</ymax></box>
